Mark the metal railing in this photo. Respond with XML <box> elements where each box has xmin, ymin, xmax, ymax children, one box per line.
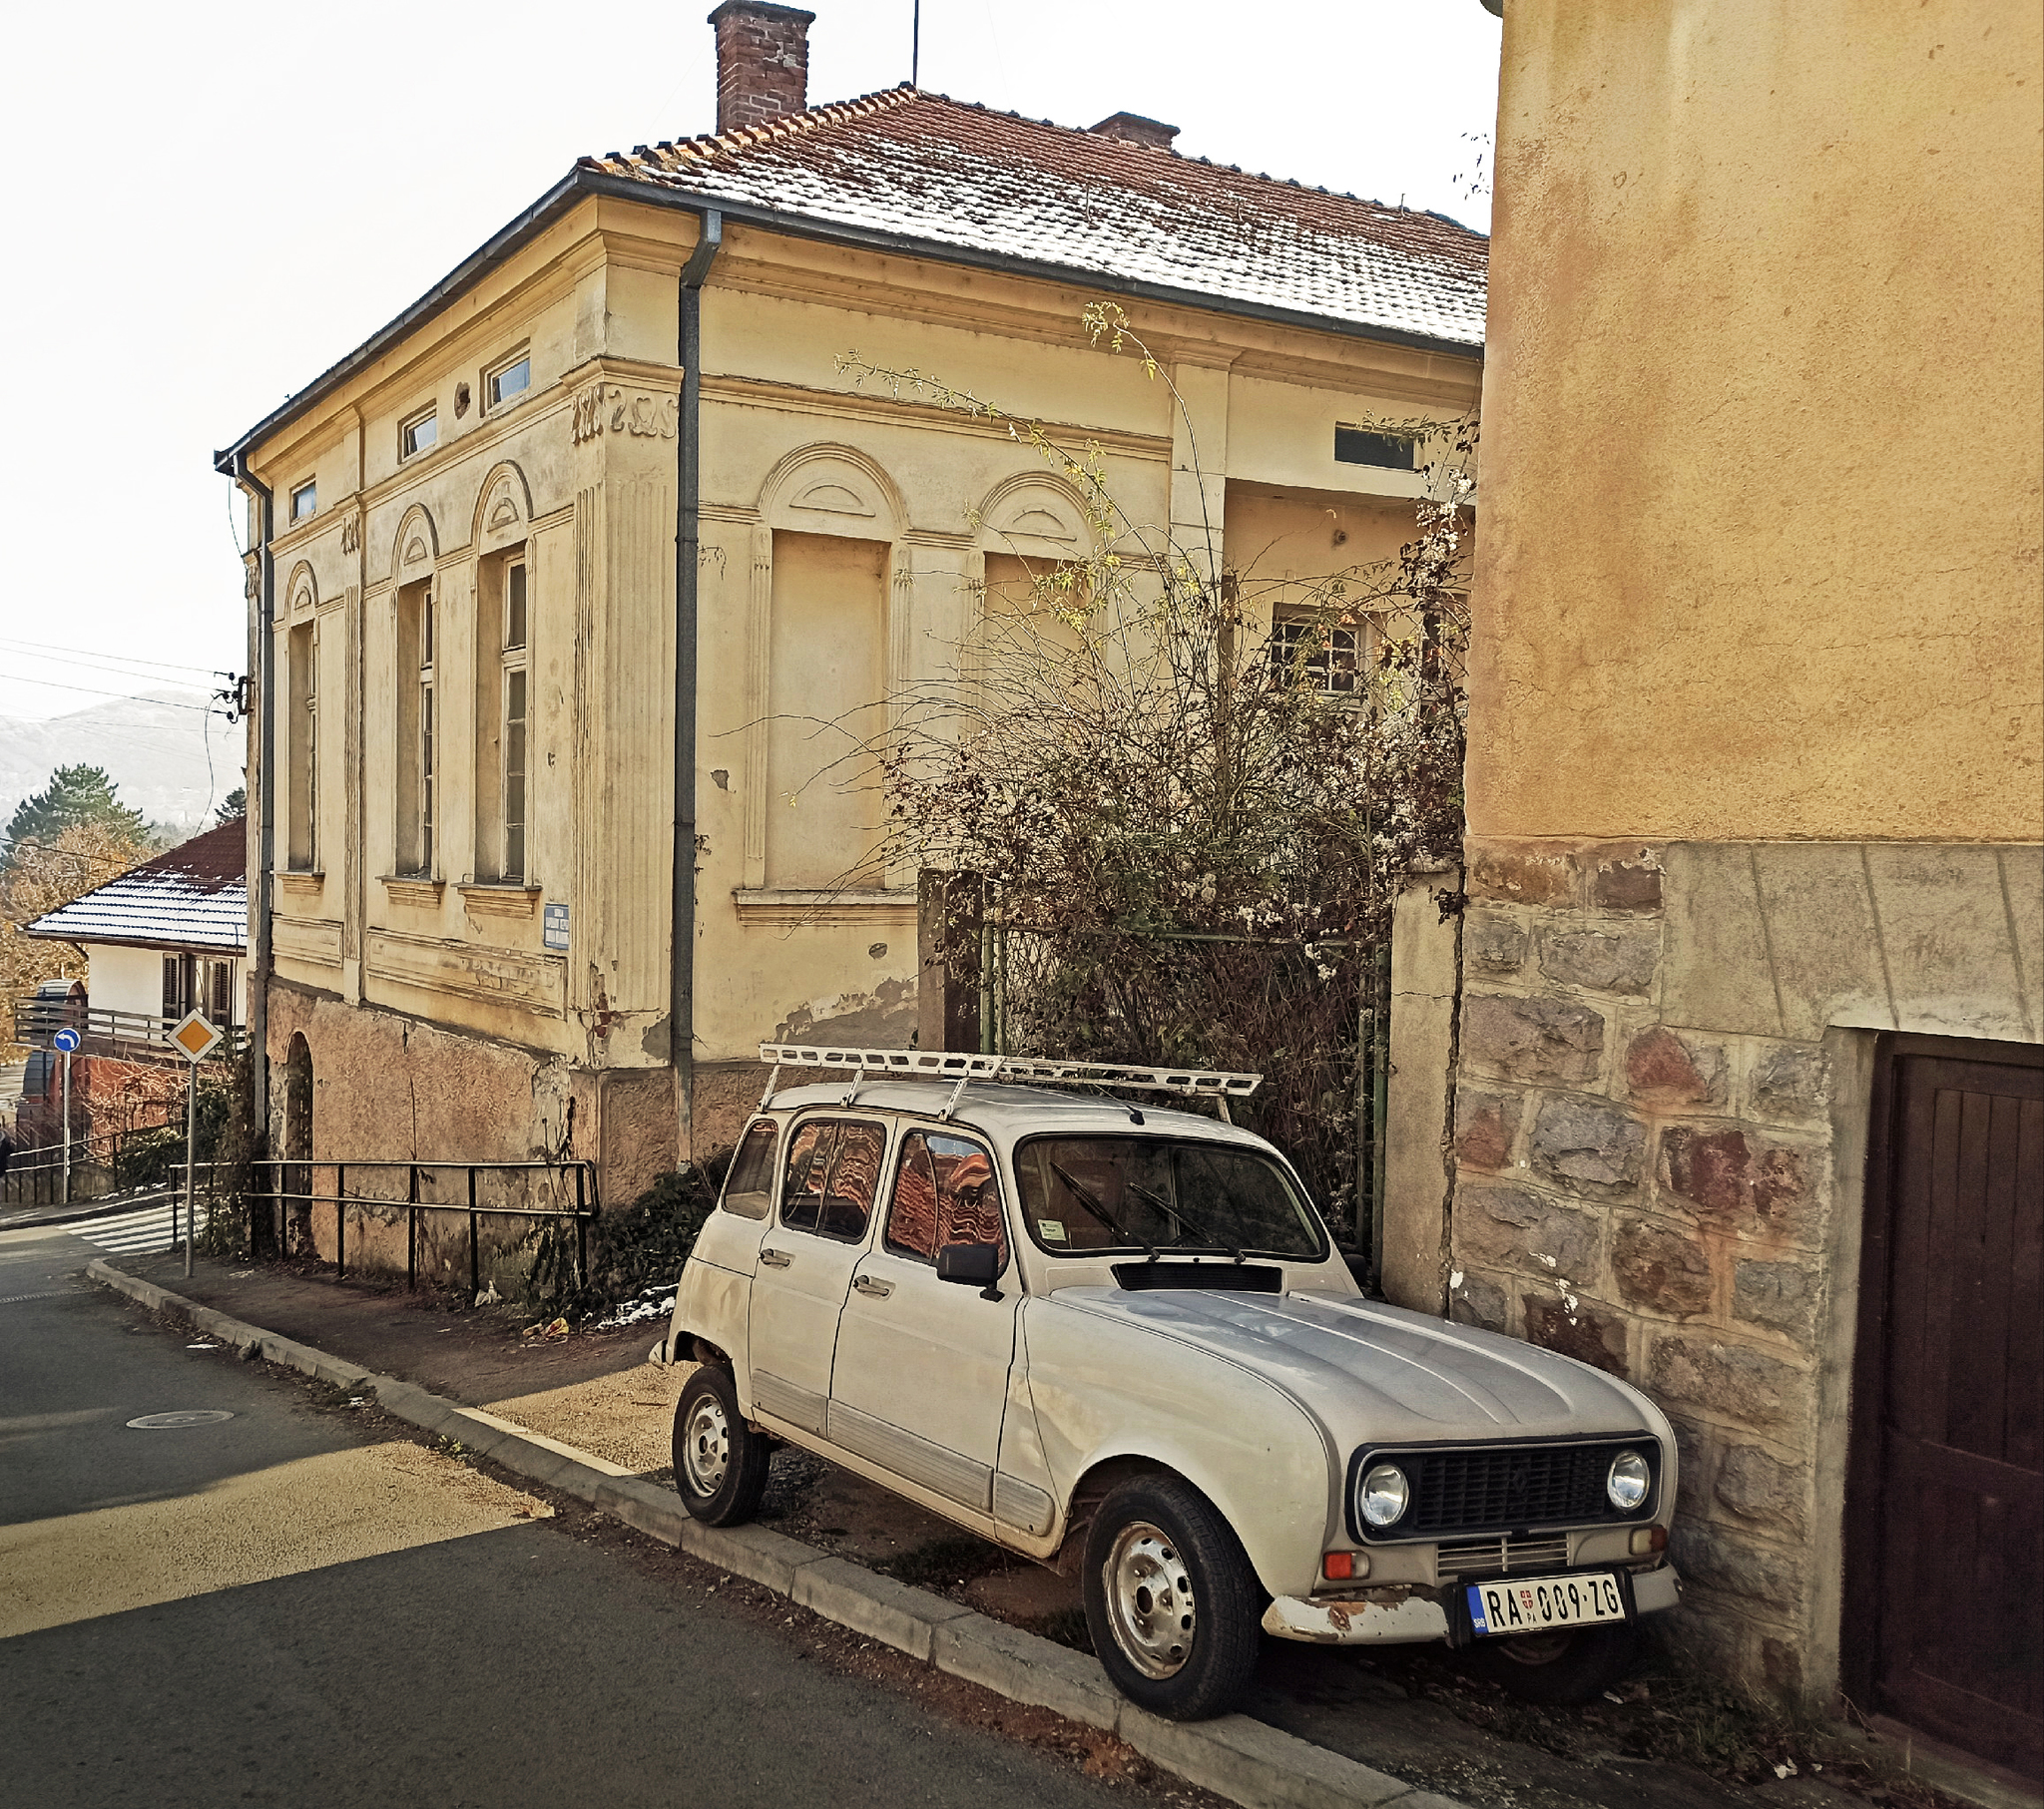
<box><xmin>0</xmin><ymin>1115</ymin><xmax>193</xmax><ymax>1207</ymax></box>
<box><xmin>248</xmin><ymin>1157</ymin><xmax>600</xmax><ymax>1295</ymax></box>
<box><xmin>12</xmin><ymin>999</ymin><xmax>251</xmax><ymax>1062</ymax></box>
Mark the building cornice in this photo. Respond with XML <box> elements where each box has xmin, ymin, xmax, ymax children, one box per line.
<box><xmin>216</xmin><ymin>167</ymin><xmax>1483</xmax><ymax>479</ymax></box>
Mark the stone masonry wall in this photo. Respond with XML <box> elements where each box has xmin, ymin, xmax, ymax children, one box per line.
<box><xmin>1446</xmin><ymin>840</ymin><xmax>1835</xmax><ymax>1699</ymax></box>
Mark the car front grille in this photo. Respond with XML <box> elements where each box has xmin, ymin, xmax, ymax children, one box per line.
<box><xmin>1434</xmin><ymin>1535</ymin><xmax>1572</xmax><ymax>1582</ymax></box>
<box><xmin>1358</xmin><ymin>1438</ymin><xmax>1652</xmax><ymax>1541</ymax></box>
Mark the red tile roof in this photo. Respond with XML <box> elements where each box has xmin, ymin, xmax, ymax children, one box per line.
<box><xmin>587</xmin><ymin>87</ymin><xmax>1487</xmax><ymax>349</ymax></box>
<box><xmin>23</xmin><ymin>821</ymin><xmax>247</xmax><ymax>953</ymax></box>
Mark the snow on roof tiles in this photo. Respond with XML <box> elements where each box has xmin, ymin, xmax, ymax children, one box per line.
<box><xmin>589</xmin><ymin>88</ymin><xmax>1487</xmax><ymax>348</ymax></box>
<box><xmin>23</xmin><ymin>821</ymin><xmax>247</xmax><ymax>954</ymax></box>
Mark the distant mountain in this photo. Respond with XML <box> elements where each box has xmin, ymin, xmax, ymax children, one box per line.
<box><xmin>0</xmin><ymin>691</ymin><xmax>242</xmax><ymax>836</ymax></box>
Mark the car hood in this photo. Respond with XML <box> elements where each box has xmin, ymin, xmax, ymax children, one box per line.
<box><xmin>1051</xmin><ymin>1287</ymin><xmax>1662</xmax><ymax>1448</ymax></box>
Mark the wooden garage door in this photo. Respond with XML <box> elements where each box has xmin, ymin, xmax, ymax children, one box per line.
<box><xmin>1849</xmin><ymin>1036</ymin><xmax>2043</xmax><ymax>1779</ymax></box>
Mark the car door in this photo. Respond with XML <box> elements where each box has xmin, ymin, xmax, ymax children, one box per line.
<box><xmin>746</xmin><ymin>1115</ymin><xmax>888</xmax><ymax>1437</ymax></box>
<box><xmin>829</xmin><ymin>1127</ymin><xmax>1021</xmax><ymax>1514</ymax></box>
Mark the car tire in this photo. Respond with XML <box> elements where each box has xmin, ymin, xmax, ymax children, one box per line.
<box><xmin>1464</xmin><ymin>1622</ymin><xmax>1641</xmax><ymax>1705</ymax></box>
<box><xmin>1082</xmin><ymin>1475</ymin><xmax>1262</xmax><ymax>1721</ymax></box>
<box><xmin>672</xmin><ymin>1364</ymin><xmax>770</xmax><ymax>1527</ymax></box>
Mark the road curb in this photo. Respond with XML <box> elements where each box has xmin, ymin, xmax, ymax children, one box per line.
<box><xmin>85</xmin><ymin>1257</ymin><xmax>1469</xmax><ymax>1809</ymax></box>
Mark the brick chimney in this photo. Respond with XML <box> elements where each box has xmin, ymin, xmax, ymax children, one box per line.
<box><xmin>1088</xmin><ymin>112</ymin><xmax>1180</xmax><ymax>151</ymax></box>
<box><xmin>709</xmin><ymin>2</ymin><xmax>815</xmax><ymax>134</ymax></box>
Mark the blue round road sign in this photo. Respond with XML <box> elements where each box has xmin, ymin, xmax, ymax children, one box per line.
<box><xmin>53</xmin><ymin>1028</ymin><xmax>81</xmax><ymax>1053</ymax></box>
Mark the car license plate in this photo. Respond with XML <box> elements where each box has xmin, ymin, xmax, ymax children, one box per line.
<box><xmin>1467</xmin><ymin>1572</ymin><xmax>1626</xmax><ymax>1637</ymax></box>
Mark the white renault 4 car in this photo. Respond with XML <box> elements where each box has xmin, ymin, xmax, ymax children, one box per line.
<box><xmin>661</xmin><ymin>1047</ymin><xmax>1681</xmax><ymax>1720</ymax></box>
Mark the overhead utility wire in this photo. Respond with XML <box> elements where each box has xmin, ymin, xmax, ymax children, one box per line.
<box><xmin>0</xmin><ymin>675</ymin><xmax>226</xmax><ymax>711</ymax></box>
<box><xmin>0</xmin><ymin>636</ymin><xmax>226</xmax><ymax>678</ymax></box>
<box><xmin>0</xmin><ymin>649</ymin><xmax>236</xmax><ymax>696</ymax></box>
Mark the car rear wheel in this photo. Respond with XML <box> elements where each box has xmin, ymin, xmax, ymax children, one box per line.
<box><xmin>1464</xmin><ymin>1622</ymin><xmax>1640</xmax><ymax>1704</ymax></box>
<box><xmin>1082</xmin><ymin>1475</ymin><xmax>1261</xmax><ymax>1720</ymax></box>
<box><xmin>672</xmin><ymin>1364</ymin><xmax>770</xmax><ymax>1527</ymax></box>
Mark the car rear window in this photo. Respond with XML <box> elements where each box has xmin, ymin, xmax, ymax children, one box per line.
<box><xmin>1013</xmin><ymin>1134</ymin><xmax>1326</xmax><ymax>1260</ymax></box>
<box><xmin>720</xmin><ymin>1119</ymin><xmax>778</xmax><ymax>1219</ymax></box>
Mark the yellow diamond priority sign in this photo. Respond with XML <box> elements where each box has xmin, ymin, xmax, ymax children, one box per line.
<box><xmin>171</xmin><ymin>1010</ymin><xmax>224</xmax><ymax>1064</ymax></box>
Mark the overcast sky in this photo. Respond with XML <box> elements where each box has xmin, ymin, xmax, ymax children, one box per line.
<box><xmin>0</xmin><ymin>0</ymin><xmax>1498</xmax><ymax>729</ymax></box>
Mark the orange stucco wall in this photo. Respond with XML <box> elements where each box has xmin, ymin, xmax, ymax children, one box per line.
<box><xmin>1469</xmin><ymin>0</ymin><xmax>2043</xmax><ymax>844</ymax></box>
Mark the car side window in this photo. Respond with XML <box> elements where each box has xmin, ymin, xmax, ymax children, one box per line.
<box><xmin>886</xmin><ymin>1131</ymin><xmax>1007</xmax><ymax>1267</ymax></box>
<box><xmin>779</xmin><ymin>1119</ymin><xmax>885</xmax><ymax>1243</ymax></box>
<box><xmin>720</xmin><ymin>1119</ymin><xmax>778</xmax><ymax>1219</ymax></box>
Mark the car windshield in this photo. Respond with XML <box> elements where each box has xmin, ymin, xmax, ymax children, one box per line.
<box><xmin>1013</xmin><ymin>1135</ymin><xmax>1327</xmax><ymax>1260</ymax></box>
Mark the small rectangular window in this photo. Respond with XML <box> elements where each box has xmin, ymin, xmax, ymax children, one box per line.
<box><xmin>486</xmin><ymin>355</ymin><xmax>531</xmax><ymax>411</ymax></box>
<box><xmin>1270</xmin><ymin>618</ymin><xmax>1360</xmax><ymax>694</ymax></box>
<box><xmin>290</xmin><ymin>481</ymin><xmax>317</xmax><ymax>521</ymax></box>
<box><xmin>505</xmin><ymin>561</ymin><xmax>527</xmax><ymax>651</ymax></box>
<box><xmin>1333</xmin><ymin>427</ymin><xmax>1415</xmax><ymax>470</ymax></box>
<box><xmin>400</xmin><ymin>409</ymin><xmax>437</xmax><ymax>458</ymax></box>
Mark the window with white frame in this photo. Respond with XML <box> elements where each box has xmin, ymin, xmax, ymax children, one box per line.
<box><xmin>473</xmin><ymin>554</ymin><xmax>530</xmax><ymax>883</ymax></box>
<box><xmin>399</xmin><ymin>407</ymin><xmax>437</xmax><ymax>459</ymax></box>
<box><xmin>286</xmin><ymin>622</ymin><xmax>318</xmax><ymax>869</ymax></box>
<box><xmin>485</xmin><ymin>352</ymin><xmax>530</xmax><ymax>412</ymax></box>
<box><xmin>1269</xmin><ymin>617</ymin><xmax>1361</xmax><ymax>694</ymax></box>
<box><xmin>501</xmin><ymin>560</ymin><xmax>528</xmax><ymax>882</ymax></box>
<box><xmin>290</xmin><ymin>480</ymin><xmax>317</xmax><ymax>521</ymax></box>
<box><xmin>397</xmin><ymin>579</ymin><xmax>436</xmax><ymax>873</ymax></box>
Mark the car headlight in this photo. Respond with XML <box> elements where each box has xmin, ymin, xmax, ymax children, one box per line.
<box><xmin>1358</xmin><ymin>1463</ymin><xmax>1409</xmax><ymax>1529</ymax></box>
<box><xmin>1606</xmin><ymin>1448</ymin><xmax>1651</xmax><ymax>1513</ymax></box>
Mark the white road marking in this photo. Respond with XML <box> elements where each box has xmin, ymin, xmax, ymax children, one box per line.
<box><xmin>64</xmin><ymin>1199</ymin><xmax>214</xmax><ymax>1257</ymax></box>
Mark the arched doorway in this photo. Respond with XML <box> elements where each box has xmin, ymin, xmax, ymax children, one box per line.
<box><xmin>282</xmin><ymin>1034</ymin><xmax>313</xmax><ymax>1255</ymax></box>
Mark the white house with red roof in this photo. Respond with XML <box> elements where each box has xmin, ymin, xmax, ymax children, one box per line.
<box><xmin>213</xmin><ymin>2</ymin><xmax>1486</xmax><ymax>1208</ymax></box>
<box><xmin>11</xmin><ymin>820</ymin><xmax>248</xmax><ymax>1157</ymax></box>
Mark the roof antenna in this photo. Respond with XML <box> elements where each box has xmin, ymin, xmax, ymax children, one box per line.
<box><xmin>911</xmin><ymin>0</ymin><xmax>920</xmax><ymax>87</ymax></box>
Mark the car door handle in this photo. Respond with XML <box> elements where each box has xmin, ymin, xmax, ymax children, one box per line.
<box><xmin>759</xmin><ymin>1247</ymin><xmax>792</xmax><ymax>1268</ymax></box>
<box><xmin>852</xmin><ymin>1274</ymin><xmax>893</xmax><ymax>1299</ymax></box>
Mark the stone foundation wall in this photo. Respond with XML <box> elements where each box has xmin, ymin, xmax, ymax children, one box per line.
<box><xmin>1432</xmin><ymin>837</ymin><xmax>2041</xmax><ymax>1706</ymax></box>
<box><xmin>264</xmin><ymin>984</ymin><xmax>678</xmax><ymax>1276</ymax></box>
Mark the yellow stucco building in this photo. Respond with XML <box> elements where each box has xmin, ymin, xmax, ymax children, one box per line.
<box><xmin>219</xmin><ymin>4</ymin><xmax>1486</xmax><ymax>1213</ymax></box>
<box><xmin>1382</xmin><ymin>0</ymin><xmax>2042</xmax><ymax>1773</ymax></box>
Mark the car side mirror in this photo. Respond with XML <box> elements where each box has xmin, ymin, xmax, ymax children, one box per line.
<box><xmin>936</xmin><ymin>1241</ymin><xmax>1003</xmax><ymax>1299</ymax></box>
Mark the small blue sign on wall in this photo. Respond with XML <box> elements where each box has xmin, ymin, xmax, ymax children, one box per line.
<box><xmin>543</xmin><ymin>901</ymin><xmax>570</xmax><ymax>951</ymax></box>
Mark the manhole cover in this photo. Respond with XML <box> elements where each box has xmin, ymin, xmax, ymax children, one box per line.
<box><xmin>126</xmin><ymin>1411</ymin><xmax>236</xmax><ymax>1430</ymax></box>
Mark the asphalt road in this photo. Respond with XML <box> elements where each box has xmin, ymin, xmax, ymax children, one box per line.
<box><xmin>0</xmin><ymin>1226</ymin><xmax>1149</xmax><ymax>1809</ymax></box>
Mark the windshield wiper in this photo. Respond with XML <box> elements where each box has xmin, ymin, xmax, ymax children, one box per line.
<box><xmin>1050</xmin><ymin>1161</ymin><xmax>1156</xmax><ymax>1259</ymax></box>
<box><xmin>1124</xmin><ymin>1179</ymin><xmax>1240</xmax><ymax>1260</ymax></box>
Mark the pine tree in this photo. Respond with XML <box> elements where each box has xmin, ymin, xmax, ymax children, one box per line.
<box><xmin>215</xmin><ymin>787</ymin><xmax>248</xmax><ymax>827</ymax></box>
<box><xmin>4</xmin><ymin>765</ymin><xmax>149</xmax><ymax>852</ymax></box>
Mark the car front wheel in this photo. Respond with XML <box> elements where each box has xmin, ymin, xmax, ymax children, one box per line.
<box><xmin>672</xmin><ymin>1364</ymin><xmax>770</xmax><ymax>1527</ymax></box>
<box><xmin>1082</xmin><ymin>1475</ymin><xmax>1262</xmax><ymax>1720</ymax></box>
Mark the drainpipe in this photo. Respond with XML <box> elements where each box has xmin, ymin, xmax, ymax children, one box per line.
<box><xmin>674</xmin><ymin>210</ymin><xmax>723</xmax><ymax>1149</ymax></box>
<box><xmin>232</xmin><ymin>451</ymin><xmax>275</xmax><ymax>1183</ymax></box>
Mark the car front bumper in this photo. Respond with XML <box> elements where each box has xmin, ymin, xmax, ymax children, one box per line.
<box><xmin>1261</xmin><ymin>1564</ymin><xmax>1682</xmax><ymax>1646</ymax></box>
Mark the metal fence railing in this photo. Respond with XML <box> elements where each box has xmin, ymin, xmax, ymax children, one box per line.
<box><xmin>12</xmin><ymin>999</ymin><xmax>251</xmax><ymax>1063</ymax></box>
<box><xmin>0</xmin><ymin>1115</ymin><xmax>195</xmax><ymax>1208</ymax></box>
<box><xmin>247</xmin><ymin>1157</ymin><xmax>601</xmax><ymax>1295</ymax></box>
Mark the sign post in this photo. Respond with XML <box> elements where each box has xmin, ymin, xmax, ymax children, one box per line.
<box><xmin>53</xmin><ymin>1028</ymin><xmax>81</xmax><ymax>1205</ymax></box>
<box><xmin>170</xmin><ymin>1011</ymin><xmax>224</xmax><ymax>1279</ymax></box>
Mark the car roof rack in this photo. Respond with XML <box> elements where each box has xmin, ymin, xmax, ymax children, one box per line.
<box><xmin>757</xmin><ymin>1043</ymin><xmax>1263</xmax><ymax>1122</ymax></box>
